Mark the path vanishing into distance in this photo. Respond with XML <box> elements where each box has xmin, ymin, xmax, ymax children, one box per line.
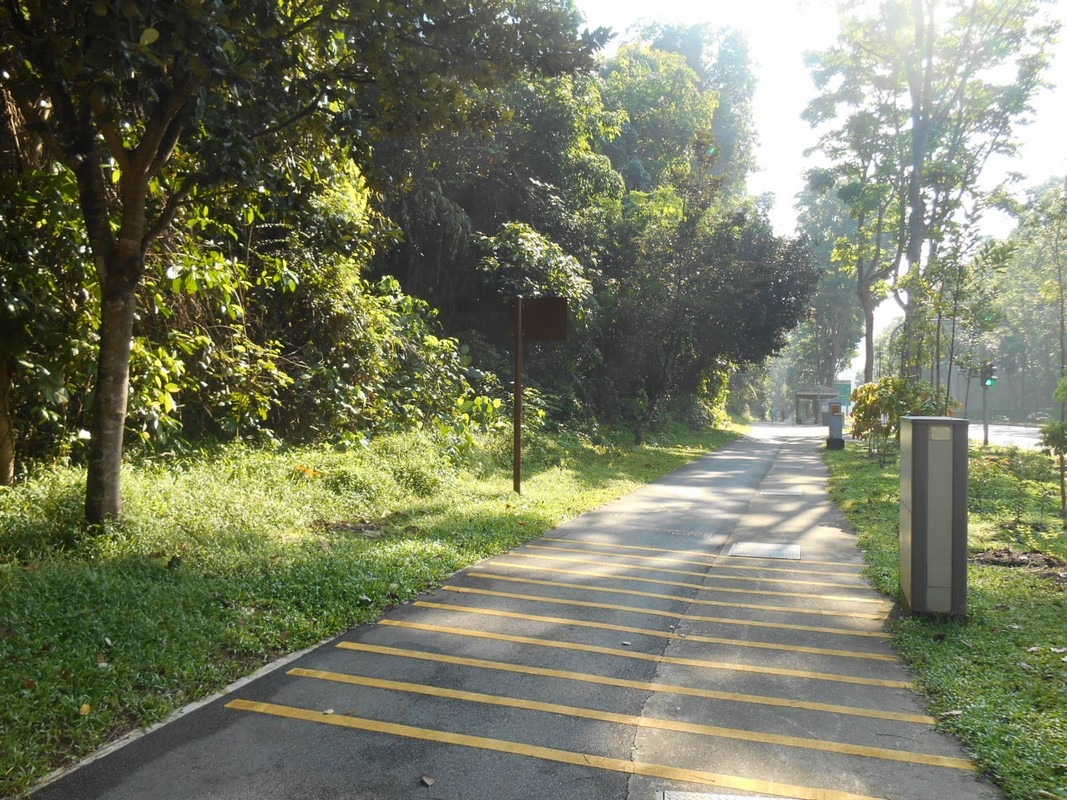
<box><xmin>33</xmin><ymin>424</ymin><xmax>1002</xmax><ymax>800</ymax></box>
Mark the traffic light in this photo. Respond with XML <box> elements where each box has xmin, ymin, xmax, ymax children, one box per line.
<box><xmin>980</xmin><ymin>363</ymin><xmax>997</xmax><ymax>387</ymax></box>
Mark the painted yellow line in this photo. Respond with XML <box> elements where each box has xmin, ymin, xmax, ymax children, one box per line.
<box><xmin>490</xmin><ymin>560</ymin><xmax>890</xmax><ymax>606</ymax></box>
<box><xmin>335</xmin><ymin>641</ymin><xmax>935</xmax><ymax>724</ymax></box>
<box><xmin>441</xmin><ymin>584</ymin><xmax>892</xmax><ymax>639</ymax></box>
<box><xmin>378</xmin><ymin>619</ymin><xmax>913</xmax><ymax>689</ymax></box>
<box><xmin>508</xmin><ymin>551</ymin><xmax>870</xmax><ymax>591</ymax></box>
<box><xmin>529</xmin><ymin>545</ymin><xmax>863</xmax><ymax>577</ymax></box>
<box><xmin>468</xmin><ymin>572</ymin><xmax>890</xmax><ymax>622</ymax></box>
<box><xmin>289</xmin><ymin>667</ymin><xmax>971</xmax><ymax>770</ymax></box>
<box><xmin>543</xmin><ymin>536</ymin><xmax>716</xmax><ymax>559</ymax></box>
<box><xmin>543</xmin><ymin>537</ymin><xmax>862</xmax><ymax>568</ymax></box>
<box><xmin>413</xmin><ymin>601</ymin><xmax>896</xmax><ymax>662</ymax></box>
<box><xmin>226</xmin><ymin>698</ymin><xmax>893</xmax><ymax>800</ymax></box>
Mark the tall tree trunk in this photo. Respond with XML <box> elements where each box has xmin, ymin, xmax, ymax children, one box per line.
<box><xmin>0</xmin><ymin>355</ymin><xmax>14</xmax><ymax>485</ymax></box>
<box><xmin>84</xmin><ymin>252</ymin><xmax>140</xmax><ymax>524</ymax></box>
<box><xmin>859</xmin><ymin>285</ymin><xmax>875</xmax><ymax>383</ymax></box>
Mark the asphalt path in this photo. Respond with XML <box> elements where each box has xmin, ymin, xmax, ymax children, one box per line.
<box><xmin>32</xmin><ymin>424</ymin><xmax>1004</xmax><ymax>800</ymax></box>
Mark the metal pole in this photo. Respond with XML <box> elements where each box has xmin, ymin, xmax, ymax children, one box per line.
<box><xmin>513</xmin><ymin>296</ymin><xmax>523</xmax><ymax>494</ymax></box>
<box><xmin>982</xmin><ymin>384</ymin><xmax>989</xmax><ymax>447</ymax></box>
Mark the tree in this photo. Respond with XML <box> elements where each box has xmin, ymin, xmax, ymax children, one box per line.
<box><xmin>790</xmin><ymin>184</ymin><xmax>865</xmax><ymax>389</ymax></box>
<box><xmin>599</xmin><ymin>43</ymin><xmax>716</xmax><ymax>191</ymax></box>
<box><xmin>0</xmin><ymin>0</ymin><xmax>604</xmax><ymax>522</ymax></box>
<box><xmin>606</xmin><ymin>198</ymin><xmax>818</xmax><ymax>441</ymax></box>
<box><xmin>648</xmin><ymin>23</ymin><xmax>758</xmax><ymax>196</ymax></box>
<box><xmin>806</xmin><ymin>0</ymin><xmax>1057</xmax><ymax>381</ymax></box>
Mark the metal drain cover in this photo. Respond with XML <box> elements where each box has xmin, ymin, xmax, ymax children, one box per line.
<box><xmin>657</xmin><ymin>792</ymin><xmax>793</xmax><ymax>800</ymax></box>
<box><xmin>727</xmin><ymin>541</ymin><xmax>802</xmax><ymax>560</ymax></box>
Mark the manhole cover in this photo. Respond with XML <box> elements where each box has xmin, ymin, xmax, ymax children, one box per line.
<box><xmin>727</xmin><ymin>541</ymin><xmax>802</xmax><ymax>560</ymax></box>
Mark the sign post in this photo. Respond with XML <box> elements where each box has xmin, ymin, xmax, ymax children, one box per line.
<box><xmin>512</xmin><ymin>298</ymin><xmax>523</xmax><ymax>494</ymax></box>
<box><xmin>509</xmin><ymin>297</ymin><xmax>567</xmax><ymax>493</ymax></box>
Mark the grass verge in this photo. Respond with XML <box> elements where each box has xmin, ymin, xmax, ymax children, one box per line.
<box><xmin>825</xmin><ymin>442</ymin><xmax>1067</xmax><ymax>800</ymax></box>
<box><xmin>0</xmin><ymin>423</ymin><xmax>739</xmax><ymax>797</ymax></box>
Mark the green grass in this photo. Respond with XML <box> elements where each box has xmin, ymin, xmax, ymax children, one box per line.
<box><xmin>826</xmin><ymin>443</ymin><xmax>1067</xmax><ymax>800</ymax></box>
<box><xmin>0</xmin><ymin>424</ymin><xmax>739</xmax><ymax>797</ymax></box>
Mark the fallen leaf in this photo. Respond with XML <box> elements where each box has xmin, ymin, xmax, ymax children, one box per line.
<box><xmin>1051</xmin><ymin>647</ymin><xmax>1067</xmax><ymax>654</ymax></box>
<box><xmin>96</xmin><ymin>652</ymin><xmax>108</xmax><ymax>666</ymax></box>
<box><xmin>420</xmin><ymin>775</ymin><xmax>435</xmax><ymax>787</ymax></box>
<box><xmin>103</xmin><ymin>636</ymin><xmax>113</xmax><ymax>648</ymax></box>
<box><xmin>23</xmin><ymin>679</ymin><xmax>37</xmax><ymax>690</ymax></box>
<box><xmin>278</xmin><ymin>631</ymin><xmax>291</xmax><ymax>642</ymax></box>
<box><xmin>323</xmin><ymin>708</ymin><xmax>334</xmax><ymax>715</ymax></box>
<box><xmin>621</xmin><ymin>641</ymin><xmax>632</xmax><ymax>647</ymax></box>
<box><xmin>78</xmin><ymin>703</ymin><xmax>92</xmax><ymax>716</ymax></box>
<box><xmin>940</xmin><ymin>709</ymin><xmax>964</xmax><ymax>718</ymax></box>
<box><xmin>1027</xmin><ymin>646</ymin><xmax>1043</xmax><ymax>653</ymax></box>
<box><xmin>139</xmin><ymin>27</ymin><xmax>160</xmax><ymax>46</ymax></box>
<box><xmin>0</xmin><ymin>625</ymin><xmax>15</xmax><ymax>638</ymax></box>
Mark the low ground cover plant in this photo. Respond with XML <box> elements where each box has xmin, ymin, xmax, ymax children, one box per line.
<box><xmin>0</xmin><ymin>424</ymin><xmax>737</xmax><ymax>797</ymax></box>
<box><xmin>826</xmin><ymin>443</ymin><xmax>1067</xmax><ymax>800</ymax></box>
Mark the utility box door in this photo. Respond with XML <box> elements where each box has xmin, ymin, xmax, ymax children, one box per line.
<box><xmin>899</xmin><ymin>416</ymin><xmax>969</xmax><ymax>616</ymax></box>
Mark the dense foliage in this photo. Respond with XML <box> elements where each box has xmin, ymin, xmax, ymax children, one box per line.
<box><xmin>0</xmin><ymin>8</ymin><xmax>817</xmax><ymax>512</ymax></box>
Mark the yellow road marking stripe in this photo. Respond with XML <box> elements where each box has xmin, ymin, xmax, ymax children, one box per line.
<box><xmin>441</xmin><ymin>585</ymin><xmax>891</xmax><ymax>639</ymax></box>
<box><xmin>543</xmin><ymin>537</ymin><xmax>861</xmax><ymax>568</ymax></box>
<box><xmin>335</xmin><ymin>641</ymin><xmax>934</xmax><ymax>724</ymax></box>
<box><xmin>378</xmin><ymin>619</ymin><xmax>912</xmax><ymax>688</ymax></box>
<box><xmin>288</xmin><ymin>667</ymin><xmax>971</xmax><ymax>770</ymax></box>
<box><xmin>226</xmin><ymin>699</ymin><xmax>893</xmax><ymax>800</ymax></box>
<box><xmin>531</xmin><ymin>544</ymin><xmax>858</xmax><ymax>577</ymax></box>
<box><xmin>543</xmin><ymin>536</ymin><xmax>715</xmax><ymax>559</ymax></box>
<box><xmin>413</xmin><ymin>601</ymin><xmax>896</xmax><ymax>662</ymax></box>
<box><xmin>468</xmin><ymin>572</ymin><xmax>889</xmax><ymax>622</ymax></box>
<box><xmin>508</xmin><ymin>551</ymin><xmax>869</xmax><ymax>591</ymax></box>
<box><xmin>490</xmin><ymin>560</ymin><xmax>889</xmax><ymax>606</ymax></box>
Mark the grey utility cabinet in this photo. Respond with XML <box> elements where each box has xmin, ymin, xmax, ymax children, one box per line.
<box><xmin>899</xmin><ymin>416</ymin><xmax>969</xmax><ymax>616</ymax></box>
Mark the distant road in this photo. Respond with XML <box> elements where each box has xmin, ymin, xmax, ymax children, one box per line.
<box><xmin>968</xmin><ymin>423</ymin><xmax>1042</xmax><ymax>449</ymax></box>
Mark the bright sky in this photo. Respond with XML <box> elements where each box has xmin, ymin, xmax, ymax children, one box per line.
<box><xmin>574</xmin><ymin>0</ymin><xmax>1067</xmax><ymax>238</ymax></box>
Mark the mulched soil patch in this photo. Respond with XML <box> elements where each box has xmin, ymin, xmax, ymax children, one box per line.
<box><xmin>972</xmin><ymin>548</ymin><xmax>1067</xmax><ymax>584</ymax></box>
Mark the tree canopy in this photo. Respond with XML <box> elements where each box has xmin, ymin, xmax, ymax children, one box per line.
<box><xmin>2</xmin><ymin>7</ymin><xmax>822</xmax><ymax>518</ymax></box>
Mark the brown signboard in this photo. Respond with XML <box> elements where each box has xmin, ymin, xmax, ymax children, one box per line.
<box><xmin>508</xmin><ymin>297</ymin><xmax>568</xmax><ymax>341</ymax></box>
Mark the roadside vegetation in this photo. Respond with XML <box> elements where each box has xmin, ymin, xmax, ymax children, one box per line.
<box><xmin>0</xmin><ymin>424</ymin><xmax>738</xmax><ymax>797</ymax></box>
<box><xmin>826</xmin><ymin>441</ymin><xmax>1067</xmax><ymax>800</ymax></box>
